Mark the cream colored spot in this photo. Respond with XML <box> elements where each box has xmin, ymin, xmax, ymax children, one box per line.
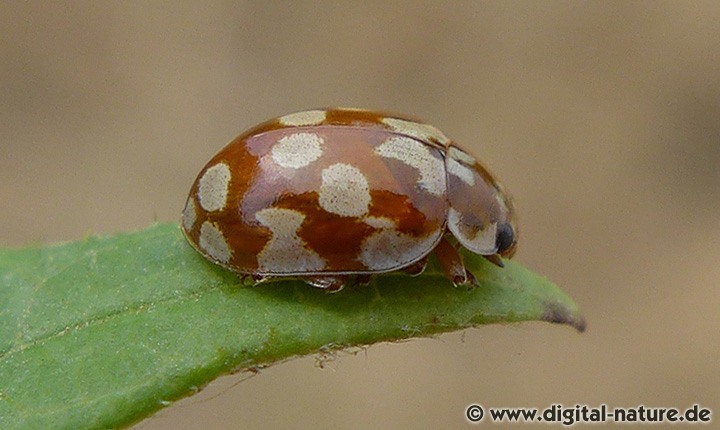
<box><xmin>382</xmin><ymin>117</ymin><xmax>451</xmax><ymax>146</ymax></box>
<box><xmin>375</xmin><ymin>136</ymin><xmax>446</xmax><ymax>196</ymax></box>
<box><xmin>363</xmin><ymin>216</ymin><xmax>396</xmax><ymax>229</ymax></box>
<box><xmin>359</xmin><ymin>228</ymin><xmax>439</xmax><ymax>271</ymax></box>
<box><xmin>447</xmin><ymin>157</ymin><xmax>475</xmax><ymax>186</ymax></box>
<box><xmin>198</xmin><ymin>162</ymin><xmax>231</xmax><ymax>212</ymax></box>
<box><xmin>447</xmin><ymin>207</ymin><xmax>498</xmax><ymax>254</ymax></box>
<box><xmin>255</xmin><ymin>207</ymin><xmax>326</xmax><ymax>273</ymax></box>
<box><xmin>271</xmin><ymin>132</ymin><xmax>324</xmax><ymax>169</ymax></box>
<box><xmin>318</xmin><ymin>163</ymin><xmax>371</xmax><ymax>217</ymax></box>
<box><xmin>448</xmin><ymin>146</ymin><xmax>477</xmax><ymax>165</ymax></box>
<box><xmin>199</xmin><ymin>221</ymin><xmax>232</xmax><ymax>263</ymax></box>
<box><xmin>278</xmin><ymin>110</ymin><xmax>327</xmax><ymax>127</ymax></box>
<box><xmin>182</xmin><ymin>198</ymin><xmax>197</xmax><ymax>232</ymax></box>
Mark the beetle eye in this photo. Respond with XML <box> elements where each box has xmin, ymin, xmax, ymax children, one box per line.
<box><xmin>495</xmin><ymin>222</ymin><xmax>515</xmax><ymax>254</ymax></box>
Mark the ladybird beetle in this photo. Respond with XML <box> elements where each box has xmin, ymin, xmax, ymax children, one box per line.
<box><xmin>181</xmin><ymin>108</ymin><xmax>517</xmax><ymax>291</ymax></box>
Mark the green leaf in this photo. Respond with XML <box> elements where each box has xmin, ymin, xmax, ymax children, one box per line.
<box><xmin>0</xmin><ymin>223</ymin><xmax>584</xmax><ymax>429</ymax></box>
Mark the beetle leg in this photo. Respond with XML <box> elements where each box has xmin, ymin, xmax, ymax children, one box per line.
<box><xmin>354</xmin><ymin>274</ymin><xmax>372</xmax><ymax>286</ymax></box>
<box><xmin>435</xmin><ymin>236</ymin><xmax>473</xmax><ymax>286</ymax></box>
<box><xmin>303</xmin><ymin>275</ymin><xmax>348</xmax><ymax>292</ymax></box>
<box><xmin>240</xmin><ymin>273</ymin><xmax>270</xmax><ymax>287</ymax></box>
<box><xmin>401</xmin><ymin>257</ymin><xmax>428</xmax><ymax>276</ymax></box>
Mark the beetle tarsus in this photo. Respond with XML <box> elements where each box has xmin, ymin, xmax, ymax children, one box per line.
<box><xmin>304</xmin><ymin>276</ymin><xmax>347</xmax><ymax>292</ymax></box>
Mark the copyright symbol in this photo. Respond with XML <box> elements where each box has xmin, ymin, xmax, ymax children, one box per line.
<box><xmin>466</xmin><ymin>404</ymin><xmax>484</xmax><ymax>423</ymax></box>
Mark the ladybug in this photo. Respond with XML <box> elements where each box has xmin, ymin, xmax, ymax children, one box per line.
<box><xmin>181</xmin><ymin>108</ymin><xmax>517</xmax><ymax>291</ymax></box>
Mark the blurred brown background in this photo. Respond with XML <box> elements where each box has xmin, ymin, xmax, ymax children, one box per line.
<box><xmin>2</xmin><ymin>2</ymin><xmax>719</xmax><ymax>429</ymax></box>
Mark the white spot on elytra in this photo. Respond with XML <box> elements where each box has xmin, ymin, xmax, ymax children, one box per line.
<box><xmin>447</xmin><ymin>157</ymin><xmax>475</xmax><ymax>186</ymax></box>
<box><xmin>318</xmin><ymin>163</ymin><xmax>371</xmax><ymax>217</ymax></box>
<box><xmin>199</xmin><ymin>221</ymin><xmax>232</xmax><ymax>263</ymax></box>
<box><xmin>375</xmin><ymin>136</ymin><xmax>446</xmax><ymax>196</ymax></box>
<box><xmin>359</xmin><ymin>228</ymin><xmax>439</xmax><ymax>271</ymax></box>
<box><xmin>448</xmin><ymin>146</ymin><xmax>476</xmax><ymax>165</ymax></box>
<box><xmin>278</xmin><ymin>110</ymin><xmax>327</xmax><ymax>126</ymax></box>
<box><xmin>198</xmin><ymin>162</ymin><xmax>231</xmax><ymax>212</ymax></box>
<box><xmin>447</xmin><ymin>207</ymin><xmax>498</xmax><ymax>254</ymax></box>
<box><xmin>363</xmin><ymin>216</ymin><xmax>396</xmax><ymax>229</ymax></box>
<box><xmin>182</xmin><ymin>198</ymin><xmax>197</xmax><ymax>231</ymax></box>
<box><xmin>382</xmin><ymin>117</ymin><xmax>451</xmax><ymax>146</ymax></box>
<box><xmin>271</xmin><ymin>132</ymin><xmax>324</xmax><ymax>169</ymax></box>
<box><xmin>255</xmin><ymin>207</ymin><xmax>326</xmax><ymax>273</ymax></box>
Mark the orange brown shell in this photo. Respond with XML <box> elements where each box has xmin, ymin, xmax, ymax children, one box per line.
<box><xmin>181</xmin><ymin>108</ymin><xmax>517</xmax><ymax>277</ymax></box>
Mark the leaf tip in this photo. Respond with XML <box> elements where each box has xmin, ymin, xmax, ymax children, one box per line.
<box><xmin>542</xmin><ymin>300</ymin><xmax>586</xmax><ymax>333</ymax></box>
